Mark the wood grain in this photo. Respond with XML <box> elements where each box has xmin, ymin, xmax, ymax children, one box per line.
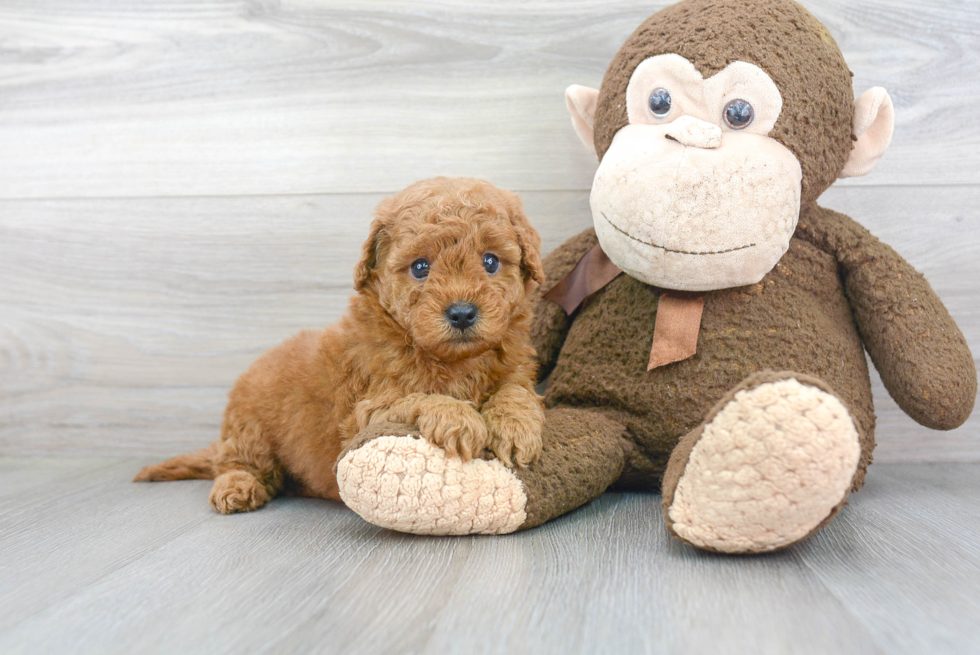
<box><xmin>1</xmin><ymin>459</ymin><xmax>978</xmax><ymax>653</ymax></box>
<box><xmin>799</xmin><ymin>463</ymin><xmax>980</xmax><ymax>653</ymax></box>
<box><xmin>1</xmin><ymin>186</ymin><xmax>977</xmax><ymax>459</ymax></box>
<box><xmin>0</xmin><ymin>458</ymin><xmax>215</xmax><ymax>633</ymax></box>
<box><xmin>0</xmin><ymin>0</ymin><xmax>977</xmax><ymax>198</ymax></box>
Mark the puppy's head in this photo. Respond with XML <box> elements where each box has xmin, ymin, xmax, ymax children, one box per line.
<box><xmin>354</xmin><ymin>177</ymin><xmax>544</xmax><ymax>359</ymax></box>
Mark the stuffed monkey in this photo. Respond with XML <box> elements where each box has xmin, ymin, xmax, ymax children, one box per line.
<box><xmin>335</xmin><ymin>0</ymin><xmax>976</xmax><ymax>553</ymax></box>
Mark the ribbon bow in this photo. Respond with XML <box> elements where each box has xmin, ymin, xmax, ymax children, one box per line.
<box><xmin>543</xmin><ymin>241</ymin><xmax>705</xmax><ymax>370</ymax></box>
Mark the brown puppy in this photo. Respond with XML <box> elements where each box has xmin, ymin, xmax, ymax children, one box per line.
<box><xmin>134</xmin><ymin>177</ymin><xmax>546</xmax><ymax>514</ymax></box>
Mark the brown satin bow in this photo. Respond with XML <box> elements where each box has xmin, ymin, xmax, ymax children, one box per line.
<box><xmin>543</xmin><ymin>241</ymin><xmax>705</xmax><ymax>370</ymax></box>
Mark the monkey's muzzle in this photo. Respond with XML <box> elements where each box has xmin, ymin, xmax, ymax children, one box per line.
<box><xmin>590</xmin><ymin>123</ymin><xmax>802</xmax><ymax>292</ymax></box>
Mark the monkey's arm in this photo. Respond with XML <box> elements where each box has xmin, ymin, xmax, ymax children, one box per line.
<box><xmin>530</xmin><ymin>228</ymin><xmax>600</xmax><ymax>381</ymax></box>
<box><xmin>797</xmin><ymin>206</ymin><xmax>976</xmax><ymax>430</ymax></box>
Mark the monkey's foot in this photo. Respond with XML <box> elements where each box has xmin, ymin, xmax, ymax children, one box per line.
<box><xmin>662</xmin><ymin>373</ymin><xmax>861</xmax><ymax>554</ymax></box>
<box><xmin>336</xmin><ymin>434</ymin><xmax>527</xmax><ymax>535</ymax></box>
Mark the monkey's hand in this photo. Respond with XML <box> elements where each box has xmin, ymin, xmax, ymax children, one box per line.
<box><xmin>481</xmin><ymin>384</ymin><xmax>545</xmax><ymax>468</ymax></box>
<box><xmin>366</xmin><ymin>393</ymin><xmax>490</xmax><ymax>462</ymax></box>
<box><xmin>802</xmin><ymin>208</ymin><xmax>977</xmax><ymax>430</ymax></box>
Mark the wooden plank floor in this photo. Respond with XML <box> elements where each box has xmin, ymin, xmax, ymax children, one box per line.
<box><xmin>1</xmin><ymin>458</ymin><xmax>978</xmax><ymax>654</ymax></box>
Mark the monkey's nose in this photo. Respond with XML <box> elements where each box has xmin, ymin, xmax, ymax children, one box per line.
<box><xmin>664</xmin><ymin>115</ymin><xmax>722</xmax><ymax>149</ymax></box>
<box><xmin>445</xmin><ymin>302</ymin><xmax>479</xmax><ymax>331</ymax></box>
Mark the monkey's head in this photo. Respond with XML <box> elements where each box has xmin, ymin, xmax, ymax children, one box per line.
<box><xmin>566</xmin><ymin>0</ymin><xmax>894</xmax><ymax>291</ymax></box>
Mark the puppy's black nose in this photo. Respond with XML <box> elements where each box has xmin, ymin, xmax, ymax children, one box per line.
<box><xmin>445</xmin><ymin>302</ymin><xmax>479</xmax><ymax>331</ymax></box>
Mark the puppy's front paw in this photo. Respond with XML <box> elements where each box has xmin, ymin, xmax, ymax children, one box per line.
<box><xmin>416</xmin><ymin>398</ymin><xmax>489</xmax><ymax>462</ymax></box>
<box><xmin>485</xmin><ymin>415</ymin><xmax>543</xmax><ymax>468</ymax></box>
<box><xmin>481</xmin><ymin>385</ymin><xmax>545</xmax><ymax>468</ymax></box>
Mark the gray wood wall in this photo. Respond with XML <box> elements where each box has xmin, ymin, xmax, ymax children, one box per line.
<box><xmin>1</xmin><ymin>0</ymin><xmax>977</xmax><ymax>460</ymax></box>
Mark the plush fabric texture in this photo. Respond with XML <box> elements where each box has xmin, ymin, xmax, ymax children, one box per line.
<box><xmin>336</xmin><ymin>410</ymin><xmax>630</xmax><ymax>534</ymax></box>
<box><xmin>535</xmin><ymin>225</ymin><xmax>877</xmax><ymax>492</ymax></box>
<box><xmin>663</xmin><ymin>115</ymin><xmax>722</xmax><ymax>148</ymax></box>
<box><xmin>592</xmin><ymin>122</ymin><xmax>802</xmax><ymax>290</ymax></box>
<box><xmin>532</xmin><ymin>205</ymin><xmax>975</xmax><ymax>509</ymax></box>
<box><xmin>513</xmin><ymin>408</ymin><xmax>631</xmax><ymax>530</ymax></box>
<box><xmin>593</xmin><ymin>0</ymin><xmax>853</xmax><ymax>207</ymax></box>
<box><xmin>662</xmin><ymin>373</ymin><xmax>861</xmax><ymax>554</ymax></box>
<box><xmin>336</xmin><ymin>433</ymin><xmax>527</xmax><ymax>535</ymax></box>
<box><xmin>796</xmin><ymin>205</ymin><xmax>977</xmax><ymax>429</ymax></box>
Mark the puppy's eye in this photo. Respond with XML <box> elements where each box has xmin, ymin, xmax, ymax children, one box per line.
<box><xmin>482</xmin><ymin>253</ymin><xmax>500</xmax><ymax>275</ymax></box>
<box><xmin>410</xmin><ymin>259</ymin><xmax>429</xmax><ymax>280</ymax></box>
<box><xmin>724</xmin><ymin>99</ymin><xmax>754</xmax><ymax>129</ymax></box>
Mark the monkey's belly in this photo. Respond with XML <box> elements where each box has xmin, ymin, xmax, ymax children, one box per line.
<box><xmin>544</xmin><ymin>237</ymin><xmax>874</xmax><ymax>488</ymax></box>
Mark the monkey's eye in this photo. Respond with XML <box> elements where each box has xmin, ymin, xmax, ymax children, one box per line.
<box><xmin>482</xmin><ymin>253</ymin><xmax>500</xmax><ymax>275</ymax></box>
<box><xmin>648</xmin><ymin>88</ymin><xmax>672</xmax><ymax>116</ymax></box>
<box><xmin>724</xmin><ymin>99</ymin><xmax>754</xmax><ymax>129</ymax></box>
<box><xmin>410</xmin><ymin>259</ymin><xmax>430</xmax><ymax>280</ymax></box>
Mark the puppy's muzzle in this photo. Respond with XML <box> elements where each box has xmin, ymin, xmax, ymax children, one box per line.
<box><xmin>445</xmin><ymin>302</ymin><xmax>479</xmax><ymax>331</ymax></box>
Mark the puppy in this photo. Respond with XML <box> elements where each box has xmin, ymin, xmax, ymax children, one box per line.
<box><xmin>134</xmin><ymin>177</ymin><xmax>547</xmax><ymax>514</ymax></box>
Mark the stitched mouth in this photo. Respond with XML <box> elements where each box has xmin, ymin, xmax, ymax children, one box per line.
<box><xmin>600</xmin><ymin>212</ymin><xmax>755</xmax><ymax>256</ymax></box>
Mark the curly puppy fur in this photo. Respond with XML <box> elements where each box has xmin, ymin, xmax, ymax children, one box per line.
<box><xmin>134</xmin><ymin>177</ymin><xmax>547</xmax><ymax>514</ymax></box>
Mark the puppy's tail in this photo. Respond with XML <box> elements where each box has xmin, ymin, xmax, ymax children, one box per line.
<box><xmin>133</xmin><ymin>443</ymin><xmax>217</xmax><ymax>482</ymax></box>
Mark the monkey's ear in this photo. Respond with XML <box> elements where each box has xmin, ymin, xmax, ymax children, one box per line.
<box><xmin>840</xmin><ymin>87</ymin><xmax>894</xmax><ymax>178</ymax></box>
<box><xmin>565</xmin><ymin>85</ymin><xmax>600</xmax><ymax>156</ymax></box>
<box><xmin>353</xmin><ymin>216</ymin><xmax>389</xmax><ymax>292</ymax></box>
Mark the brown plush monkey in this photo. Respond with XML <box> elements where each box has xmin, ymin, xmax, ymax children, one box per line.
<box><xmin>335</xmin><ymin>0</ymin><xmax>976</xmax><ymax>553</ymax></box>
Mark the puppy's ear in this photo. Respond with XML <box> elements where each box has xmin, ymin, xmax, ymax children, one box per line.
<box><xmin>504</xmin><ymin>194</ymin><xmax>545</xmax><ymax>290</ymax></box>
<box><xmin>354</xmin><ymin>216</ymin><xmax>389</xmax><ymax>292</ymax></box>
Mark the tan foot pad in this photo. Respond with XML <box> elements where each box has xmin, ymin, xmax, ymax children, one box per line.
<box><xmin>336</xmin><ymin>435</ymin><xmax>527</xmax><ymax>535</ymax></box>
<box><xmin>667</xmin><ymin>378</ymin><xmax>861</xmax><ymax>553</ymax></box>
